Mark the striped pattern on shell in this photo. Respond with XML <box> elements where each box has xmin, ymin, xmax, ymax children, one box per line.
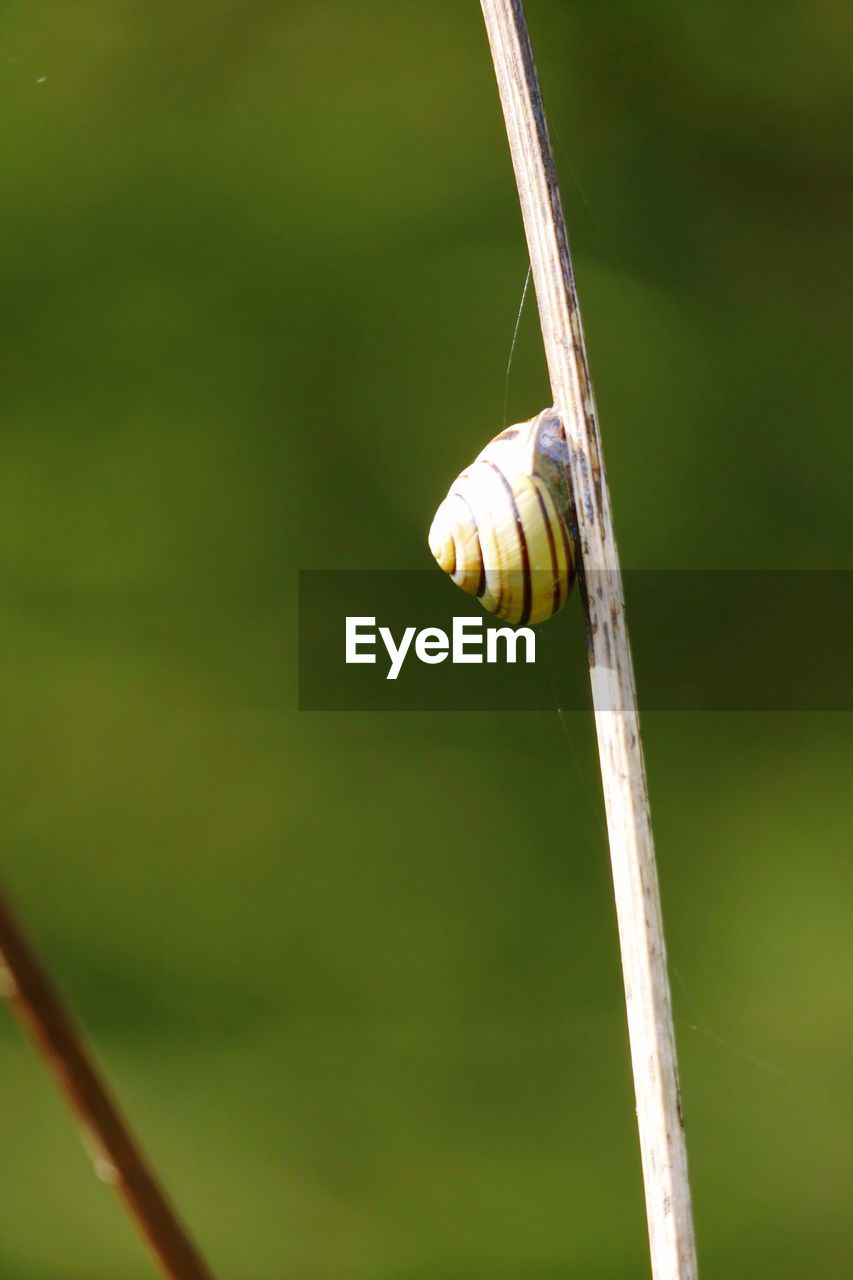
<box><xmin>428</xmin><ymin>408</ymin><xmax>576</xmax><ymax>626</ymax></box>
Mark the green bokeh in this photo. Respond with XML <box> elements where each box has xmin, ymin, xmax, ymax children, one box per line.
<box><xmin>1</xmin><ymin>2</ymin><xmax>851</xmax><ymax>1276</ymax></box>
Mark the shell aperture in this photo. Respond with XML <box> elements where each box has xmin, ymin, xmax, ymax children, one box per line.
<box><xmin>428</xmin><ymin>408</ymin><xmax>576</xmax><ymax>625</ymax></box>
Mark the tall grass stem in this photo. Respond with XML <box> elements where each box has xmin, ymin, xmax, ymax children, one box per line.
<box><xmin>479</xmin><ymin>4</ymin><xmax>698</xmax><ymax>1276</ymax></box>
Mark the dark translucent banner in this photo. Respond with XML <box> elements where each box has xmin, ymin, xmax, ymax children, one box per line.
<box><xmin>298</xmin><ymin>570</ymin><xmax>853</xmax><ymax>712</ymax></box>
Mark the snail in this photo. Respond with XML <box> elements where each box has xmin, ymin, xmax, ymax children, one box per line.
<box><xmin>428</xmin><ymin>407</ymin><xmax>576</xmax><ymax>626</ymax></box>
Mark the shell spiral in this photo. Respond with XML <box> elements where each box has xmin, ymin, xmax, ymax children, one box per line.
<box><xmin>428</xmin><ymin>408</ymin><xmax>576</xmax><ymax>626</ymax></box>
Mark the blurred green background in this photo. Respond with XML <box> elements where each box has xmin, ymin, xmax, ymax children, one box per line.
<box><xmin>1</xmin><ymin>1</ymin><xmax>851</xmax><ymax>1276</ymax></box>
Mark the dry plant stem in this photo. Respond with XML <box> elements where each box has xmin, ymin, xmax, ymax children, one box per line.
<box><xmin>0</xmin><ymin>890</ymin><xmax>215</xmax><ymax>1280</ymax></box>
<box><xmin>479</xmin><ymin>3</ymin><xmax>698</xmax><ymax>1277</ymax></box>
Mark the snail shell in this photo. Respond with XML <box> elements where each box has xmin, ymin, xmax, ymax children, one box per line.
<box><xmin>429</xmin><ymin>408</ymin><xmax>576</xmax><ymax>625</ymax></box>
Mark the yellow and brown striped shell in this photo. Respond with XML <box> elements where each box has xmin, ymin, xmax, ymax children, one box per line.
<box><xmin>428</xmin><ymin>408</ymin><xmax>576</xmax><ymax>625</ymax></box>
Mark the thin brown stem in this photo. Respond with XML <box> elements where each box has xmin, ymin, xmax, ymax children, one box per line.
<box><xmin>478</xmin><ymin>3</ymin><xmax>698</xmax><ymax>1277</ymax></box>
<box><xmin>0</xmin><ymin>889</ymin><xmax>215</xmax><ymax>1280</ymax></box>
